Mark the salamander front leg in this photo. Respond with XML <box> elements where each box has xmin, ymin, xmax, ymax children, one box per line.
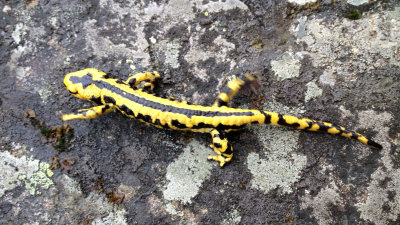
<box><xmin>207</xmin><ymin>129</ymin><xmax>233</xmax><ymax>167</ymax></box>
<box><xmin>62</xmin><ymin>104</ymin><xmax>114</xmax><ymax>121</ymax></box>
<box><xmin>125</xmin><ymin>71</ymin><xmax>160</xmax><ymax>91</ymax></box>
<box><xmin>213</xmin><ymin>73</ymin><xmax>258</xmax><ymax>107</ymax></box>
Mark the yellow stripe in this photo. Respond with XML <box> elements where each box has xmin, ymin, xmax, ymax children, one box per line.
<box><xmin>227</xmin><ymin>79</ymin><xmax>244</xmax><ymax>92</ymax></box>
<box><xmin>341</xmin><ymin>132</ymin><xmax>352</xmax><ymax>138</ymax></box>
<box><xmin>283</xmin><ymin>115</ymin><xmax>299</xmax><ymax>124</ymax></box>
<box><xmin>327</xmin><ymin>127</ymin><xmax>340</xmax><ymax>134</ymax></box>
<box><xmin>357</xmin><ymin>136</ymin><xmax>368</xmax><ymax>145</ymax></box>
<box><xmin>217</xmin><ymin>93</ymin><xmax>230</xmax><ymax>103</ymax></box>
<box><xmin>308</xmin><ymin>124</ymin><xmax>320</xmax><ymax>131</ymax></box>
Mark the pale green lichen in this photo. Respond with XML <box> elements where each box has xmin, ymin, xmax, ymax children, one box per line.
<box><xmin>19</xmin><ymin>162</ymin><xmax>54</xmax><ymax>195</ymax></box>
<box><xmin>12</xmin><ymin>23</ymin><xmax>26</xmax><ymax>45</ymax></box>
<box><xmin>247</xmin><ymin>100</ymin><xmax>307</xmax><ymax>194</ymax></box>
<box><xmin>165</xmin><ymin>203</ymin><xmax>184</xmax><ymax>216</ymax></box>
<box><xmin>247</xmin><ymin>128</ymin><xmax>307</xmax><ymax>194</ymax></box>
<box><xmin>163</xmin><ymin>42</ymin><xmax>181</xmax><ymax>69</ymax></box>
<box><xmin>0</xmin><ymin>148</ymin><xmax>54</xmax><ymax>197</ymax></box>
<box><xmin>305</xmin><ymin>80</ymin><xmax>323</xmax><ymax>102</ymax></box>
<box><xmin>198</xmin><ymin>0</ymin><xmax>247</xmax><ymax>12</ymax></box>
<box><xmin>347</xmin><ymin>0</ymin><xmax>369</xmax><ymax>6</ymax></box>
<box><xmin>287</xmin><ymin>0</ymin><xmax>317</xmax><ymax>6</ymax></box>
<box><xmin>163</xmin><ymin>140</ymin><xmax>213</xmax><ymax>203</ymax></box>
<box><xmin>270</xmin><ymin>52</ymin><xmax>301</xmax><ymax>81</ymax></box>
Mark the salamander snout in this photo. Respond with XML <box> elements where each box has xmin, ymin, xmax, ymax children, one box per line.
<box><xmin>64</xmin><ymin>68</ymin><xmax>104</xmax><ymax>100</ymax></box>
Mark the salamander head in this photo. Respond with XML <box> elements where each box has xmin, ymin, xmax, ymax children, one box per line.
<box><xmin>64</xmin><ymin>68</ymin><xmax>106</xmax><ymax>100</ymax></box>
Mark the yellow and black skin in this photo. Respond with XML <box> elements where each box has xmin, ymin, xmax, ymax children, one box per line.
<box><xmin>62</xmin><ymin>68</ymin><xmax>382</xmax><ymax>167</ymax></box>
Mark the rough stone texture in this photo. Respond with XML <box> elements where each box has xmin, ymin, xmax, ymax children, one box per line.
<box><xmin>0</xmin><ymin>0</ymin><xmax>399</xmax><ymax>224</ymax></box>
<box><xmin>348</xmin><ymin>0</ymin><xmax>370</xmax><ymax>7</ymax></box>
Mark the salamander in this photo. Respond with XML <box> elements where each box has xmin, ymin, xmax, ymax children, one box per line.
<box><xmin>62</xmin><ymin>68</ymin><xmax>382</xmax><ymax>166</ymax></box>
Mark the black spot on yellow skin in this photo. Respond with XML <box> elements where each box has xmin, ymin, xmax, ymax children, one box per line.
<box><xmin>214</xmin><ymin>143</ymin><xmax>222</xmax><ymax>148</ymax></box>
<box><xmin>91</xmin><ymin>96</ymin><xmax>102</xmax><ymax>104</ymax></box>
<box><xmin>104</xmin><ymin>96</ymin><xmax>116</xmax><ymax>105</ymax></box>
<box><xmin>62</xmin><ymin>68</ymin><xmax>383</xmax><ymax>167</ymax></box>
<box><xmin>224</xmin><ymin>145</ymin><xmax>233</xmax><ymax>155</ymax></box>
<box><xmin>118</xmin><ymin>105</ymin><xmax>134</xmax><ymax>116</ymax></box>
<box><xmin>136</xmin><ymin>113</ymin><xmax>152</xmax><ymax>123</ymax></box>
<box><xmin>171</xmin><ymin>120</ymin><xmax>188</xmax><ymax>129</ymax></box>
<box><xmin>128</xmin><ymin>78</ymin><xmax>136</xmax><ymax>86</ymax></box>
<box><xmin>215</xmin><ymin>98</ymin><xmax>228</xmax><ymax>107</ymax></box>
<box><xmin>102</xmin><ymin>105</ymin><xmax>111</xmax><ymax>113</ymax></box>
<box><xmin>115</xmin><ymin>79</ymin><xmax>125</xmax><ymax>84</ymax></box>
<box><xmin>278</xmin><ymin>114</ymin><xmax>300</xmax><ymax>128</ymax></box>
<box><xmin>262</xmin><ymin>111</ymin><xmax>272</xmax><ymax>124</ymax></box>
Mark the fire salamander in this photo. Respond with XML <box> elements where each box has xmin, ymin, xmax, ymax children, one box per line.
<box><xmin>62</xmin><ymin>68</ymin><xmax>382</xmax><ymax>167</ymax></box>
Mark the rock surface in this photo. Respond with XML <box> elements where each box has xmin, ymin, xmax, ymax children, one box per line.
<box><xmin>1</xmin><ymin>1</ymin><xmax>399</xmax><ymax>224</ymax></box>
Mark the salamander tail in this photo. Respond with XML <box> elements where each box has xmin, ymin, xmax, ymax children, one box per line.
<box><xmin>365</xmin><ymin>139</ymin><xmax>383</xmax><ymax>149</ymax></box>
<box><xmin>261</xmin><ymin>111</ymin><xmax>382</xmax><ymax>149</ymax></box>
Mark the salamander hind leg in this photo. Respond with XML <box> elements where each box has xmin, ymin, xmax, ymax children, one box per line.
<box><xmin>62</xmin><ymin>104</ymin><xmax>114</xmax><ymax>121</ymax></box>
<box><xmin>213</xmin><ymin>73</ymin><xmax>259</xmax><ymax>107</ymax></box>
<box><xmin>125</xmin><ymin>71</ymin><xmax>160</xmax><ymax>91</ymax></box>
<box><xmin>207</xmin><ymin>129</ymin><xmax>233</xmax><ymax>167</ymax></box>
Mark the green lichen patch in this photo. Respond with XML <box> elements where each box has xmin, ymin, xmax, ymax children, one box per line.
<box><xmin>305</xmin><ymin>80</ymin><xmax>323</xmax><ymax>102</ymax></box>
<box><xmin>0</xmin><ymin>150</ymin><xmax>54</xmax><ymax>197</ymax></box>
<box><xmin>18</xmin><ymin>162</ymin><xmax>54</xmax><ymax>195</ymax></box>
